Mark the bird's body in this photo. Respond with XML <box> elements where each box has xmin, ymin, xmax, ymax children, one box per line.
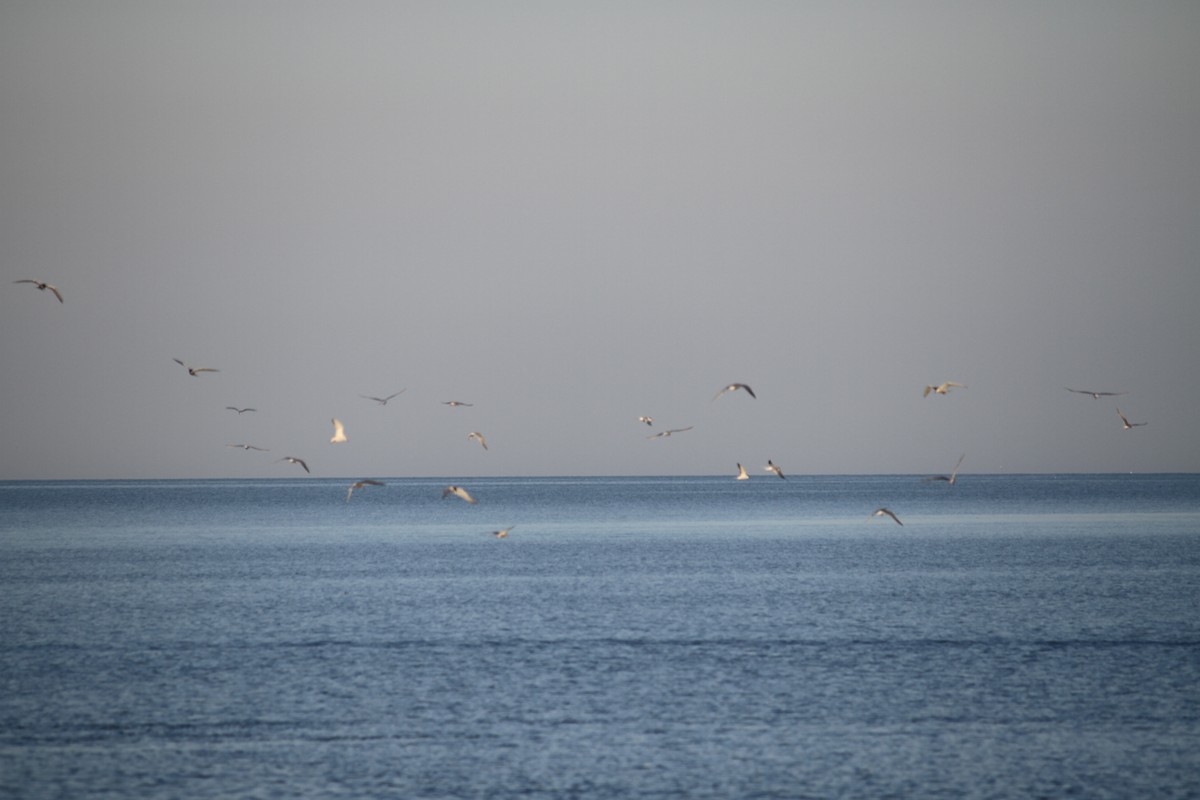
<box><xmin>765</xmin><ymin>460</ymin><xmax>785</xmax><ymax>479</ymax></box>
<box><xmin>361</xmin><ymin>390</ymin><xmax>405</xmax><ymax>405</ymax></box>
<box><xmin>443</xmin><ymin>485</ymin><xmax>477</xmax><ymax>504</ymax></box>
<box><xmin>279</xmin><ymin>456</ymin><xmax>310</xmax><ymax>473</ymax></box>
<box><xmin>14</xmin><ymin>280</ymin><xmax>64</xmax><ymax>303</ymax></box>
<box><xmin>924</xmin><ymin>453</ymin><xmax>965</xmax><ymax>485</ymax></box>
<box><xmin>225</xmin><ymin>407</ymin><xmax>256</xmax><ymax>414</ymax></box>
<box><xmin>1066</xmin><ymin>388</ymin><xmax>1126</xmax><ymax>400</ymax></box>
<box><xmin>923</xmin><ymin>381</ymin><xmax>966</xmax><ymax>397</ymax></box>
<box><xmin>173</xmin><ymin>358</ymin><xmax>218</xmax><ymax>376</ymax></box>
<box><xmin>713</xmin><ymin>383</ymin><xmax>756</xmax><ymax>401</ymax></box>
<box><xmin>346</xmin><ymin>479</ymin><xmax>384</xmax><ymax>501</ymax></box>
<box><xmin>226</xmin><ymin>443</ymin><xmax>268</xmax><ymax>451</ymax></box>
<box><xmin>736</xmin><ymin>463</ymin><xmax>749</xmax><ymax>480</ymax></box>
<box><xmin>330</xmin><ymin>418</ymin><xmax>348</xmax><ymax>444</ymax></box>
<box><xmin>491</xmin><ymin>526</ymin><xmax>514</xmax><ymax>539</ymax></box>
<box><xmin>638</xmin><ymin>416</ymin><xmax>654</xmax><ymax>426</ymax></box>
<box><xmin>468</xmin><ymin>431</ymin><xmax>488</xmax><ymax>450</ymax></box>
<box><xmin>871</xmin><ymin>507</ymin><xmax>904</xmax><ymax>526</ymax></box>
<box><xmin>443</xmin><ymin>401</ymin><xmax>473</xmax><ymax>407</ymax></box>
<box><xmin>1117</xmin><ymin>408</ymin><xmax>1147</xmax><ymax>430</ymax></box>
<box><xmin>647</xmin><ymin>426</ymin><xmax>694</xmax><ymax>439</ymax></box>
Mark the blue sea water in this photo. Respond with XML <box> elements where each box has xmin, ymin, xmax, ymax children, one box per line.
<box><xmin>2</xmin><ymin>474</ymin><xmax>1199</xmax><ymax>799</ymax></box>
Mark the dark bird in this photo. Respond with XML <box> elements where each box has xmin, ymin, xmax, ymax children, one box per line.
<box><xmin>443</xmin><ymin>400</ymin><xmax>473</xmax><ymax>407</ymax></box>
<box><xmin>1117</xmin><ymin>408</ymin><xmax>1147</xmax><ymax>430</ymax></box>
<box><xmin>361</xmin><ymin>390</ymin><xmax>405</xmax><ymax>405</ymax></box>
<box><xmin>871</xmin><ymin>508</ymin><xmax>904</xmax><ymax>526</ymax></box>
<box><xmin>490</xmin><ymin>526</ymin><xmax>514</xmax><ymax>539</ymax></box>
<box><xmin>225</xmin><ymin>407</ymin><xmax>257</xmax><ymax>414</ymax></box>
<box><xmin>713</xmin><ymin>383</ymin><xmax>756</xmax><ymax>401</ymax></box>
<box><xmin>13</xmin><ymin>280</ymin><xmax>63</xmax><ymax>303</ymax></box>
<box><xmin>278</xmin><ymin>456</ymin><xmax>310</xmax><ymax>473</ymax></box>
<box><xmin>173</xmin><ymin>358</ymin><xmax>218</xmax><ymax>376</ymax></box>
<box><xmin>924</xmin><ymin>454</ymin><xmax>966</xmax><ymax>485</ymax></box>
<box><xmin>1066</xmin><ymin>388</ymin><xmax>1127</xmax><ymax>400</ymax></box>
<box><xmin>647</xmin><ymin>426</ymin><xmax>694</xmax><ymax>439</ymax></box>
<box><xmin>346</xmin><ymin>479</ymin><xmax>384</xmax><ymax>501</ymax></box>
<box><xmin>442</xmin><ymin>485</ymin><xmax>477</xmax><ymax>504</ymax></box>
<box><xmin>923</xmin><ymin>381</ymin><xmax>965</xmax><ymax>397</ymax></box>
<box><xmin>226</xmin><ymin>443</ymin><xmax>268</xmax><ymax>451</ymax></box>
<box><xmin>764</xmin><ymin>460</ymin><xmax>785</xmax><ymax>479</ymax></box>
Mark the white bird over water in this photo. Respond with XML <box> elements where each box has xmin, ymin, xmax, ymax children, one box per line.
<box><xmin>278</xmin><ymin>456</ymin><xmax>310</xmax><ymax>473</ymax></box>
<box><xmin>468</xmin><ymin>431</ymin><xmax>488</xmax><ymax>450</ymax></box>
<box><xmin>1117</xmin><ymin>408</ymin><xmax>1147</xmax><ymax>430</ymax></box>
<box><xmin>647</xmin><ymin>426</ymin><xmax>694</xmax><ymax>439</ymax></box>
<box><xmin>736</xmin><ymin>463</ymin><xmax>750</xmax><ymax>480</ymax></box>
<box><xmin>713</xmin><ymin>383</ymin><xmax>757</xmax><ymax>401</ymax></box>
<box><xmin>638</xmin><ymin>416</ymin><xmax>654</xmax><ymax>426</ymax></box>
<box><xmin>361</xmin><ymin>390</ymin><xmax>405</xmax><ymax>405</ymax></box>
<box><xmin>924</xmin><ymin>453</ymin><xmax>966</xmax><ymax>485</ymax></box>
<box><xmin>173</xmin><ymin>358</ymin><xmax>218</xmax><ymax>376</ymax></box>
<box><xmin>330</xmin><ymin>418</ymin><xmax>348</xmax><ymax>443</ymax></box>
<box><xmin>923</xmin><ymin>381</ymin><xmax>966</xmax><ymax>397</ymax></box>
<box><xmin>346</xmin><ymin>479</ymin><xmax>384</xmax><ymax>501</ymax></box>
<box><xmin>443</xmin><ymin>485</ymin><xmax>477</xmax><ymax>504</ymax></box>
<box><xmin>764</xmin><ymin>460</ymin><xmax>785</xmax><ymax>479</ymax></box>
<box><xmin>871</xmin><ymin>508</ymin><xmax>904</xmax><ymax>526</ymax></box>
<box><xmin>490</xmin><ymin>526</ymin><xmax>514</xmax><ymax>539</ymax></box>
<box><xmin>14</xmin><ymin>279</ymin><xmax>64</xmax><ymax>303</ymax></box>
<box><xmin>226</xmin><ymin>443</ymin><xmax>268</xmax><ymax>451</ymax></box>
<box><xmin>1066</xmin><ymin>388</ymin><xmax>1127</xmax><ymax>400</ymax></box>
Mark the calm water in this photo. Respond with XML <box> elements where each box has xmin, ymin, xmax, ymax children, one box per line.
<box><xmin>2</xmin><ymin>474</ymin><xmax>1199</xmax><ymax>798</ymax></box>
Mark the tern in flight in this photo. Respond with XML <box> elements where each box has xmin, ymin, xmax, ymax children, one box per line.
<box><xmin>923</xmin><ymin>382</ymin><xmax>966</xmax><ymax>397</ymax></box>
<box><xmin>225</xmin><ymin>406</ymin><xmax>256</xmax><ymax>414</ymax></box>
<box><xmin>1117</xmin><ymin>408</ymin><xmax>1147</xmax><ymax>430</ymax></box>
<box><xmin>346</xmin><ymin>479</ymin><xmax>384</xmax><ymax>501</ymax></box>
<box><xmin>1066</xmin><ymin>388</ymin><xmax>1127</xmax><ymax>399</ymax></box>
<box><xmin>361</xmin><ymin>390</ymin><xmax>405</xmax><ymax>405</ymax></box>
<box><xmin>442</xmin><ymin>485</ymin><xmax>478</xmax><ymax>504</ymax></box>
<box><xmin>173</xmin><ymin>358</ymin><xmax>218</xmax><ymax>376</ymax></box>
<box><xmin>278</xmin><ymin>456</ymin><xmax>310</xmax><ymax>473</ymax></box>
<box><xmin>443</xmin><ymin>400</ymin><xmax>473</xmax><ymax>407</ymax></box>
<box><xmin>764</xmin><ymin>460</ymin><xmax>785</xmax><ymax>479</ymax></box>
<box><xmin>490</xmin><ymin>526</ymin><xmax>514</xmax><ymax>539</ymax></box>
<box><xmin>468</xmin><ymin>432</ymin><xmax>488</xmax><ymax>450</ymax></box>
<box><xmin>638</xmin><ymin>416</ymin><xmax>654</xmax><ymax>426</ymax></box>
<box><xmin>647</xmin><ymin>426</ymin><xmax>694</xmax><ymax>439</ymax></box>
<box><xmin>713</xmin><ymin>383</ymin><xmax>757</xmax><ymax>401</ymax></box>
<box><xmin>871</xmin><ymin>508</ymin><xmax>904</xmax><ymax>526</ymax></box>
<box><xmin>13</xmin><ymin>279</ymin><xmax>64</xmax><ymax>303</ymax></box>
<box><xmin>924</xmin><ymin>454</ymin><xmax>966</xmax><ymax>485</ymax></box>
<box><xmin>330</xmin><ymin>418</ymin><xmax>348</xmax><ymax>443</ymax></box>
<box><xmin>226</xmin><ymin>443</ymin><xmax>268</xmax><ymax>451</ymax></box>
<box><xmin>736</xmin><ymin>463</ymin><xmax>750</xmax><ymax>480</ymax></box>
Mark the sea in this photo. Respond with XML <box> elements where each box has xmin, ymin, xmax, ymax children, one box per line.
<box><xmin>2</xmin><ymin>474</ymin><xmax>1198</xmax><ymax>799</ymax></box>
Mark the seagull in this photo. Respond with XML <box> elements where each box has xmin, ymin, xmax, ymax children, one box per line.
<box><xmin>173</xmin><ymin>358</ymin><xmax>218</xmax><ymax>376</ymax></box>
<box><xmin>13</xmin><ymin>279</ymin><xmax>64</xmax><ymax>303</ymax></box>
<box><xmin>468</xmin><ymin>431</ymin><xmax>488</xmax><ymax>450</ymax></box>
<box><xmin>1117</xmin><ymin>408</ymin><xmax>1147</xmax><ymax>430</ymax></box>
<box><xmin>490</xmin><ymin>526</ymin><xmax>514</xmax><ymax>539</ymax></box>
<box><xmin>346</xmin><ymin>479</ymin><xmax>384</xmax><ymax>501</ymax></box>
<box><xmin>764</xmin><ymin>460</ymin><xmax>785</xmax><ymax>479</ymax></box>
<box><xmin>1066</xmin><ymin>388</ymin><xmax>1127</xmax><ymax>399</ymax></box>
<box><xmin>924</xmin><ymin>453</ymin><xmax>966</xmax><ymax>485</ymax></box>
<box><xmin>443</xmin><ymin>400</ymin><xmax>473</xmax><ymax>407</ymax></box>
<box><xmin>442</xmin><ymin>485</ymin><xmax>477</xmax><ymax>504</ymax></box>
<box><xmin>225</xmin><ymin>407</ymin><xmax>256</xmax><ymax>414</ymax></box>
<box><xmin>330</xmin><ymin>418</ymin><xmax>348</xmax><ymax>443</ymax></box>
<box><xmin>871</xmin><ymin>507</ymin><xmax>904</xmax><ymax>526</ymax></box>
<box><xmin>361</xmin><ymin>390</ymin><xmax>405</xmax><ymax>405</ymax></box>
<box><xmin>226</xmin><ymin>443</ymin><xmax>268</xmax><ymax>451</ymax></box>
<box><xmin>647</xmin><ymin>426</ymin><xmax>694</xmax><ymax>439</ymax></box>
<box><xmin>278</xmin><ymin>456</ymin><xmax>310</xmax><ymax>473</ymax></box>
<box><xmin>713</xmin><ymin>383</ymin><xmax>757</xmax><ymax>401</ymax></box>
<box><xmin>736</xmin><ymin>463</ymin><xmax>749</xmax><ymax>480</ymax></box>
<box><xmin>638</xmin><ymin>416</ymin><xmax>654</xmax><ymax>426</ymax></box>
<box><xmin>923</xmin><ymin>381</ymin><xmax>966</xmax><ymax>397</ymax></box>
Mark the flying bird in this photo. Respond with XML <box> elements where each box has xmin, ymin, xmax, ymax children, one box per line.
<box><xmin>638</xmin><ymin>416</ymin><xmax>654</xmax><ymax>426</ymax></box>
<box><xmin>442</xmin><ymin>485</ymin><xmax>477</xmax><ymax>504</ymax></box>
<box><xmin>1066</xmin><ymin>388</ymin><xmax>1127</xmax><ymax>400</ymax></box>
<box><xmin>225</xmin><ymin>407</ymin><xmax>256</xmax><ymax>414</ymax></box>
<box><xmin>13</xmin><ymin>279</ymin><xmax>63</xmax><ymax>303</ymax></box>
<box><xmin>467</xmin><ymin>431</ymin><xmax>488</xmax><ymax>450</ymax></box>
<box><xmin>330</xmin><ymin>418</ymin><xmax>348</xmax><ymax>443</ymax></box>
<box><xmin>713</xmin><ymin>383</ymin><xmax>756</xmax><ymax>401</ymax></box>
<box><xmin>490</xmin><ymin>526</ymin><xmax>514</xmax><ymax>539</ymax></box>
<box><xmin>443</xmin><ymin>400</ymin><xmax>473</xmax><ymax>407</ymax></box>
<box><xmin>173</xmin><ymin>358</ymin><xmax>218</xmax><ymax>376</ymax></box>
<box><xmin>871</xmin><ymin>508</ymin><xmax>904</xmax><ymax>526</ymax></box>
<box><xmin>647</xmin><ymin>426</ymin><xmax>694</xmax><ymax>439</ymax></box>
<box><xmin>924</xmin><ymin>453</ymin><xmax>966</xmax><ymax>485</ymax></box>
<box><xmin>278</xmin><ymin>456</ymin><xmax>310</xmax><ymax>473</ymax></box>
<box><xmin>736</xmin><ymin>463</ymin><xmax>749</xmax><ymax>480</ymax></box>
<box><xmin>346</xmin><ymin>479</ymin><xmax>384</xmax><ymax>501</ymax></box>
<box><xmin>764</xmin><ymin>460</ymin><xmax>785</xmax><ymax>479</ymax></box>
<box><xmin>1117</xmin><ymin>408</ymin><xmax>1147</xmax><ymax>430</ymax></box>
<box><xmin>361</xmin><ymin>390</ymin><xmax>405</xmax><ymax>405</ymax></box>
<box><xmin>226</xmin><ymin>443</ymin><xmax>268</xmax><ymax>451</ymax></box>
<box><xmin>923</xmin><ymin>382</ymin><xmax>966</xmax><ymax>397</ymax></box>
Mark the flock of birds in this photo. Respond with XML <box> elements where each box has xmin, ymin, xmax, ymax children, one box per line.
<box><xmin>14</xmin><ymin>278</ymin><xmax>1150</xmax><ymax>534</ymax></box>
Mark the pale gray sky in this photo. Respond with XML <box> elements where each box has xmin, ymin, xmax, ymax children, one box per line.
<box><xmin>2</xmin><ymin>1</ymin><xmax>1197</xmax><ymax>479</ymax></box>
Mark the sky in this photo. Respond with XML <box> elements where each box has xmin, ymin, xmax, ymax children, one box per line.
<box><xmin>1</xmin><ymin>1</ymin><xmax>1198</xmax><ymax>480</ymax></box>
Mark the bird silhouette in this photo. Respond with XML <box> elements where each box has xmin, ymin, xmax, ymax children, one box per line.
<box><xmin>924</xmin><ymin>454</ymin><xmax>966</xmax><ymax>485</ymax></box>
<box><xmin>1066</xmin><ymin>388</ymin><xmax>1126</xmax><ymax>399</ymax></box>
<box><xmin>226</xmin><ymin>443</ymin><xmax>268</xmax><ymax>451</ymax></box>
<box><xmin>442</xmin><ymin>400</ymin><xmax>473</xmax><ymax>407</ymax></box>
<box><xmin>490</xmin><ymin>526</ymin><xmax>514</xmax><ymax>539</ymax></box>
<box><xmin>713</xmin><ymin>383</ymin><xmax>756</xmax><ymax>401</ymax></box>
<box><xmin>468</xmin><ymin>431</ymin><xmax>488</xmax><ymax>450</ymax></box>
<box><xmin>442</xmin><ymin>485</ymin><xmax>477</xmax><ymax>504</ymax></box>
<box><xmin>278</xmin><ymin>457</ymin><xmax>310</xmax><ymax>473</ymax></box>
<box><xmin>638</xmin><ymin>416</ymin><xmax>654</xmax><ymax>426</ymax></box>
<box><xmin>361</xmin><ymin>390</ymin><xmax>405</xmax><ymax>405</ymax></box>
<box><xmin>736</xmin><ymin>463</ymin><xmax>749</xmax><ymax>480</ymax></box>
<box><xmin>346</xmin><ymin>479</ymin><xmax>384</xmax><ymax>501</ymax></box>
<box><xmin>871</xmin><ymin>508</ymin><xmax>904</xmax><ymax>526</ymax></box>
<box><xmin>647</xmin><ymin>426</ymin><xmax>694</xmax><ymax>439</ymax></box>
<box><xmin>1117</xmin><ymin>408</ymin><xmax>1147</xmax><ymax>430</ymax></box>
<box><xmin>225</xmin><ymin>407</ymin><xmax>256</xmax><ymax>414</ymax></box>
<box><xmin>173</xmin><ymin>358</ymin><xmax>218</xmax><ymax>376</ymax></box>
<box><xmin>764</xmin><ymin>460</ymin><xmax>785</xmax><ymax>479</ymax></box>
<box><xmin>330</xmin><ymin>418</ymin><xmax>348</xmax><ymax>443</ymax></box>
<box><xmin>923</xmin><ymin>381</ymin><xmax>966</xmax><ymax>397</ymax></box>
<box><xmin>13</xmin><ymin>280</ymin><xmax>63</xmax><ymax>303</ymax></box>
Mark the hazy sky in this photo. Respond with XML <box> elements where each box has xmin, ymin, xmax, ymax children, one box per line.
<box><xmin>2</xmin><ymin>1</ymin><xmax>1198</xmax><ymax>479</ymax></box>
